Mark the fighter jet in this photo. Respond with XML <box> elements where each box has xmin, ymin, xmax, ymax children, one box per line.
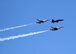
<box><xmin>36</xmin><ymin>19</ymin><xmax>49</xmax><ymax>24</ymax></box>
<box><xmin>51</xmin><ymin>19</ymin><xmax>64</xmax><ymax>23</ymax></box>
<box><xmin>50</xmin><ymin>26</ymin><xmax>64</xmax><ymax>31</ymax></box>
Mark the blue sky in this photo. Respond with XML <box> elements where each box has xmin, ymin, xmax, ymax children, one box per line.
<box><xmin>0</xmin><ymin>0</ymin><xmax>76</xmax><ymax>54</ymax></box>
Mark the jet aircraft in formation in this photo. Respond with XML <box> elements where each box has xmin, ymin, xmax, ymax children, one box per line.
<box><xmin>50</xmin><ymin>26</ymin><xmax>64</xmax><ymax>31</ymax></box>
<box><xmin>51</xmin><ymin>19</ymin><xmax>64</xmax><ymax>23</ymax></box>
<box><xmin>36</xmin><ymin>18</ymin><xmax>64</xmax><ymax>31</ymax></box>
<box><xmin>36</xmin><ymin>19</ymin><xmax>49</xmax><ymax>24</ymax></box>
<box><xmin>36</xmin><ymin>19</ymin><xmax>64</xmax><ymax>24</ymax></box>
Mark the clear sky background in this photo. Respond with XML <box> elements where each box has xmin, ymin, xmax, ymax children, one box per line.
<box><xmin>0</xmin><ymin>0</ymin><xmax>76</xmax><ymax>54</ymax></box>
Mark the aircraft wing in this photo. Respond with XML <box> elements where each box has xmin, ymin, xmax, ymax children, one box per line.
<box><xmin>37</xmin><ymin>19</ymin><xmax>41</xmax><ymax>21</ymax></box>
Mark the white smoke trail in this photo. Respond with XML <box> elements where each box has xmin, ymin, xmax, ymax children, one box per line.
<box><xmin>0</xmin><ymin>30</ymin><xmax>49</xmax><ymax>41</ymax></box>
<box><xmin>0</xmin><ymin>23</ymin><xmax>33</xmax><ymax>32</ymax></box>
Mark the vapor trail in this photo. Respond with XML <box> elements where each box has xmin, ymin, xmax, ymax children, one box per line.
<box><xmin>0</xmin><ymin>23</ymin><xmax>33</xmax><ymax>32</ymax></box>
<box><xmin>0</xmin><ymin>30</ymin><xmax>49</xmax><ymax>41</ymax></box>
